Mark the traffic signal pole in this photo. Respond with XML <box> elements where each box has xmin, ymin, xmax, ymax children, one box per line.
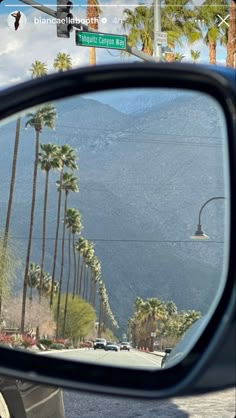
<box><xmin>18</xmin><ymin>0</ymin><xmax>158</xmax><ymax>63</ymax></box>
<box><xmin>153</xmin><ymin>0</ymin><xmax>162</xmax><ymax>61</ymax></box>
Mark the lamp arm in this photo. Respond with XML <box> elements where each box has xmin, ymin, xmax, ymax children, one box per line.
<box><xmin>198</xmin><ymin>196</ymin><xmax>225</xmax><ymax>225</ymax></box>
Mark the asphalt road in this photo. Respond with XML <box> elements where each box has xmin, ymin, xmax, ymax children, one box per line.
<box><xmin>63</xmin><ymin>388</ymin><xmax>236</xmax><ymax>418</ymax></box>
<box><xmin>45</xmin><ymin>348</ymin><xmax>163</xmax><ymax>369</ymax></box>
<box><xmin>45</xmin><ymin>349</ymin><xmax>235</xmax><ymax>417</ymax></box>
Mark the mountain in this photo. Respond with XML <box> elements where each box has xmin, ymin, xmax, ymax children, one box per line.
<box><xmin>0</xmin><ymin>89</ymin><xmax>227</xmax><ymax>332</ymax></box>
<box><xmin>90</xmin><ymin>89</ymin><xmax>187</xmax><ymax>115</ymax></box>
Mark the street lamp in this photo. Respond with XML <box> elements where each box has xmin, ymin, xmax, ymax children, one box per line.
<box><xmin>191</xmin><ymin>197</ymin><xmax>225</xmax><ymax>240</ymax></box>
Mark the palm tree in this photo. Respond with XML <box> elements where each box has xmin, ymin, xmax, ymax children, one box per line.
<box><xmin>71</xmin><ymin>212</ymin><xmax>83</xmax><ymax>299</ymax></box>
<box><xmin>131</xmin><ymin>297</ymin><xmax>167</xmax><ymax>350</ymax></box>
<box><xmin>56</xmin><ymin>173</ymin><xmax>79</xmax><ymax>338</ymax></box>
<box><xmin>20</xmin><ymin>104</ymin><xmax>56</xmax><ymax>333</ymax></box>
<box><xmin>62</xmin><ymin>208</ymin><xmax>82</xmax><ymax>336</ymax></box>
<box><xmin>122</xmin><ymin>6</ymin><xmax>154</xmax><ymax>55</ymax></box>
<box><xmin>50</xmin><ymin>145</ymin><xmax>78</xmax><ymax>307</ymax></box>
<box><xmin>86</xmin><ymin>0</ymin><xmax>102</xmax><ymax>65</ymax></box>
<box><xmin>196</xmin><ymin>0</ymin><xmax>229</xmax><ymax>64</ymax></box>
<box><xmin>53</xmin><ymin>53</ymin><xmax>72</xmax><ymax>72</ymax></box>
<box><xmin>2</xmin><ymin>116</ymin><xmax>21</xmax><ymax>244</ymax></box>
<box><xmin>190</xmin><ymin>49</ymin><xmax>201</xmax><ymax>63</ymax></box>
<box><xmin>161</xmin><ymin>0</ymin><xmax>202</xmax><ymax>61</ymax></box>
<box><xmin>89</xmin><ymin>255</ymin><xmax>101</xmax><ymax>307</ymax></box>
<box><xmin>226</xmin><ymin>0</ymin><xmax>236</xmax><ymax>67</ymax></box>
<box><xmin>174</xmin><ymin>52</ymin><xmax>185</xmax><ymax>61</ymax></box>
<box><xmin>74</xmin><ymin>237</ymin><xmax>87</xmax><ymax>297</ymax></box>
<box><xmin>0</xmin><ymin>116</ymin><xmax>21</xmax><ymax>318</ymax></box>
<box><xmin>122</xmin><ymin>2</ymin><xmax>202</xmax><ymax>60</ymax></box>
<box><xmin>27</xmin><ymin>263</ymin><xmax>40</xmax><ymax>301</ymax></box>
<box><xmin>97</xmin><ymin>279</ymin><xmax>107</xmax><ymax>337</ymax></box>
<box><xmin>38</xmin><ymin>143</ymin><xmax>61</xmax><ymax>301</ymax></box>
<box><xmin>81</xmin><ymin>241</ymin><xmax>94</xmax><ymax>300</ymax></box>
<box><xmin>30</xmin><ymin>60</ymin><xmax>47</xmax><ymax>78</ymax></box>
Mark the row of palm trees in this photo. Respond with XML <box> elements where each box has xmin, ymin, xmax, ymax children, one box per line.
<box><xmin>0</xmin><ymin>52</ymin><xmax>118</xmax><ymax>338</ymax></box>
<box><xmin>128</xmin><ymin>297</ymin><xmax>201</xmax><ymax>350</ymax></box>
<box><xmin>122</xmin><ymin>0</ymin><xmax>235</xmax><ymax>66</ymax></box>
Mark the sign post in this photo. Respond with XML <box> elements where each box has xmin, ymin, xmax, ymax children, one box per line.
<box><xmin>76</xmin><ymin>31</ymin><xmax>127</xmax><ymax>50</ymax></box>
<box><xmin>156</xmin><ymin>31</ymin><xmax>167</xmax><ymax>46</ymax></box>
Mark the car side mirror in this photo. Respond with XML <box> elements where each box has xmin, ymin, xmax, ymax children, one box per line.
<box><xmin>0</xmin><ymin>63</ymin><xmax>235</xmax><ymax>399</ymax></box>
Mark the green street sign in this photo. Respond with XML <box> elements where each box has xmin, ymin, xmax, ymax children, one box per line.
<box><xmin>76</xmin><ymin>31</ymin><xmax>127</xmax><ymax>50</ymax></box>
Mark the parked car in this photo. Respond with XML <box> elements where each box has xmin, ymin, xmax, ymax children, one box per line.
<box><xmin>93</xmin><ymin>338</ymin><xmax>107</xmax><ymax>350</ymax></box>
<box><xmin>120</xmin><ymin>342</ymin><xmax>131</xmax><ymax>351</ymax></box>
<box><xmin>161</xmin><ymin>348</ymin><xmax>172</xmax><ymax>368</ymax></box>
<box><xmin>104</xmin><ymin>342</ymin><xmax>119</xmax><ymax>352</ymax></box>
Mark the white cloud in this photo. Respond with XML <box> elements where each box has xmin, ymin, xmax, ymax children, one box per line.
<box><xmin>0</xmin><ymin>3</ymin><xmax>133</xmax><ymax>88</ymax></box>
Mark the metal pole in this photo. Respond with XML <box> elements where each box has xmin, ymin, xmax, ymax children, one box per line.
<box><xmin>153</xmin><ymin>0</ymin><xmax>162</xmax><ymax>61</ymax></box>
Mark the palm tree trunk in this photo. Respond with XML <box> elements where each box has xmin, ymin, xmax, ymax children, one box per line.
<box><xmin>21</xmin><ymin>129</ymin><xmax>40</xmax><ymax>333</ymax></box>
<box><xmin>0</xmin><ymin>117</ymin><xmax>21</xmax><ymax>318</ymax></box>
<box><xmin>98</xmin><ymin>299</ymin><xmax>103</xmax><ymax>337</ymax></box>
<box><xmin>90</xmin><ymin>275</ymin><xmax>96</xmax><ymax>307</ymax></box>
<box><xmin>89</xmin><ymin>275</ymin><xmax>94</xmax><ymax>304</ymax></box>
<box><xmin>226</xmin><ymin>0</ymin><xmax>236</xmax><ymax>68</ymax></box>
<box><xmin>209</xmin><ymin>40</ymin><xmax>216</xmax><ymax>65</ymax></box>
<box><xmin>75</xmin><ymin>251</ymin><xmax>81</xmax><ymax>296</ymax></box>
<box><xmin>85</xmin><ymin>268</ymin><xmax>90</xmax><ymax>301</ymax></box>
<box><xmin>92</xmin><ymin>281</ymin><xmax>97</xmax><ymax>308</ymax></box>
<box><xmin>89</xmin><ymin>47</ymin><xmax>96</xmax><ymax>65</ymax></box>
<box><xmin>82</xmin><ymin>264</ymin><xmax>88</xmax><ymax>299</ymax></box>
<box><xmin>50</xmin><ymin>170</ymin><xmax>63</xmax><ymax>306</ymax></box>
<box><xmin>4</xmin><ymin>116</ymin><xmax>21</xmax><ymax>240</ymax></box>
<box><xmin>78</xmin><ymin>257</ymin><xmax>84</xmax><ymax>297</ymax></box>
<box><xmin>72</xmin><ymin>234</ymin><xmax>77</xmax><ymax>298</ymax></box>
<box><xmin>39</xmin><ymin>169</ymin><xmax>49</xmax><ymax>303</ymax></box>
<box><xmin>56</xmin><ymin>191</ymin><xmax>68</xmax><ymax>338</ymax></box>
<box><xmin>62</xmin><ymin>228</ymin><xmax>71</xmax><ymax>337</ymax></box>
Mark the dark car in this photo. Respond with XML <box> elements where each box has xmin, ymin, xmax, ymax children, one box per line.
<box><xmin>104</xmin><ymin>342</ymin><xmax>119</xmax><ymax>352</ymax></box>
<box><xmin>161</xmin><ymin>348</ymin><xmax>172</xmax><ymax>368</ymax></box>
<box><xmin>93</xmin><ymin>338</ymin><xmax>107</xmax><ymax>350</ymax></box>
<box><xmin>120</xmin><ymin>342</ymin><xmax>130</xmax><ymax>351</ymax></box>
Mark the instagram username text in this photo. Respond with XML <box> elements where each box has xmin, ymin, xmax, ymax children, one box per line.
<box><xmin>34</xmin><ymin>17</ymin><xmax>99</xmax><ymax>25</ymax></box>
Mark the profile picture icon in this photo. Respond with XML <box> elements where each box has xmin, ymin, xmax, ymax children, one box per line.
<box><xmin>8</xmin><ymin>11</ymin><xmax>27</xmax><ymax>31</ymax></box>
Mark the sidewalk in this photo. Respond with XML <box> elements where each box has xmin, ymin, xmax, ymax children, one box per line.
<box><xmin>149</xmin><ymin>350</ymin><xmax>165</xmax><ymax>357</ymax></box>
<box><xmin>136</xmin><ymin>348</ymin><xmax>165</xmax><ymax>357</ymax></box>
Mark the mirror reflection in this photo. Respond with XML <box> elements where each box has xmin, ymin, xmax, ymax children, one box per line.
<box><xmin>0</xmin><ymin>88</ymin><xmax>229</xmax><ymax>370</ymax></box>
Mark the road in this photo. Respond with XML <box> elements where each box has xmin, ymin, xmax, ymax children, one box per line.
<box><xmin>63</xmin><ymin>388</ymin><xmax>235</xmax><ymax>418</ymax></box>
<box><xmin>46</xmin><ymin>349</ymin><xmax>235</xmax><ymax>417</ymax></box>
<box><xmin>45</xmin><ymin>348</ymin><xmax>162</xmax><ymax>369</ymax></box>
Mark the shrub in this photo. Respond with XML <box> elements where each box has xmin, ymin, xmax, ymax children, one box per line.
<box><xmin>50</xmin><ymin>343</ymin><xmax>65</xmax><ymax>350</ymax></box>
<box><xmin>53</xmin><ymin>339</ymin><xmax>66</xmax><ymax>345</ymax></box>
<box><xmin>0</xmin><ymin>334</ymin><xmax>13</xmax><ymax>346</ymax></box>
<box><xmin>39</xmin><ymin>338</ymin><xmax>53</xmax><ymax>348</ymax></box>
<box><xmin>21</xmin><ymin>336</ymin><xmax>36</xmax><ymax>348</ymax></box>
